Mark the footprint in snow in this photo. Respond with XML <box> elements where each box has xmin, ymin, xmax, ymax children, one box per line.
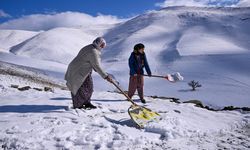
<box><xmin>108</xmin><ymin>109</ymin><xmax>126</xmax><ymax>113</ymax></box>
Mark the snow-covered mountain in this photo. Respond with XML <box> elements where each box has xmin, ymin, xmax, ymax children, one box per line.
<box><xmin>103</xmin><ymin>7</ymin><xmax>250</xmax><ymax>61</ymax></box>
<box><xmin>1</xmin><ymin>24</ymin><xmax>116</xmax><ymax>64</ymax></box>
<box><xmin>9</xmin><ymin>28</ymin><xmax>96</xmax><ymax>64</ymax></box>
<box><xmin>1</xmin><ymin>7</ymin><xmax>250</xmax><ymax>107</ymax></box>
<box><xmin>0</xmin><ymin>30</ymin><xmax>39</xmax><ymax>52</ymax></box>
<box><xmin>103</xmin><ymin>7</ymin><xmax>250</xmax><ymax>107</ymax></box>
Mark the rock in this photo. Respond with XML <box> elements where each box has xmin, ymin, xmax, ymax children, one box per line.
<box><xmin>170</xmin><ymin>99</ymin><xmax>181</xmax><ymax>104</ymax></box>
<box><xmin>204</xmin><ymin>106</ymin><xmax>216</xmax><ymax>111</ymax></box>
<box><xmin>183</xmin><ymin>100</ymin><xmax>204</xmax><ymax>108</ymax></box>
<box><xmin>33</xmin><ymin>87</ymin><xmax>43</xmax><ymax>91</ymax></box>
<box><xmin>18</xmin><ymin>86</ymin><xmax>31</xmax><ymax>91</ymax></box>
<box><xmin>222</xmin><ymin>106</ymin><xmax>250</xmax><ymax>111</ymax></box>
<box><xmin>150</xmin><ymin>95</ymin><xmax>180</xmax><ymax>103</ymax></box>
<box><xmin>174</xmin><ymin>110</ymin><xmax>181</xmax><ymax>113</ymax></box>
<box><xmin>11</xmin><ymin>84</ymin><xmax>19</xmax><ymax>88</ymax></box>
<box><xmin>44</xmin><ymin>87</ymin><xmax>53</xmax><ymax>92</ymax></box>
<box><xmin>222</xmin><ymin>106</ymin><xmax>237</xmax><ymax>111</ymax></box>
<box><xmin>241</xmin><ymin>107</ymin><xmax>250</xmax><ymax>111</ymax></box>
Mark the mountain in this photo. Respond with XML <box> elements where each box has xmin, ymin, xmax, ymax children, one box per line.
<box><xmin>8</xmin><ymin>24</ymin><xmax>116</xmax><ymax>64</ymax></box>
<box><xmin>103</xmin><ymin>7</ymin><xmax>250</xmax><ymax>61</ymax></box>
<box><xmin>9</xmin><ymin>28</ymin><xmax>96</xmax><ymax>64</ymax></box>
<box><xmin>102</xmin><ymin>7</ymin><xmax>250</xmax><ymax>107</ymax></box>
<box><xmin>0</xmin><ymin>30</ymin><xmax>39</xmax><ymax>52</ymax></box>
<box><xmin>6</xmin><ymin>7</ymin><xmax>250</xmax><ymax>63</ymax></box>
<box><xmin>1</xmin><ymin>7</ymin><xmax>250</xmax><ymax>107</ymax></box>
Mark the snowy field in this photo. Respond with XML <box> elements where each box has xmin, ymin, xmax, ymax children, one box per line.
<box><xmin>0</xmin><ymin>58</ymin><xmax>249</xmax><ymax>150</ymax></box>
<box><xmin>0</xmin><ymin>84</ymin><xmax>249</xmax><ymax>149</ymax></box>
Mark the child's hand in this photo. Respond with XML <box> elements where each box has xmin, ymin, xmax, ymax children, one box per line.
<box><xmin>105</xmin><ymin>75</ymin><xmax>113</xmax><ymax>83</ymax></box>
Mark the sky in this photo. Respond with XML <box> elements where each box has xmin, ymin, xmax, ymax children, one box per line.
<box><xmin>0</xmin><ymin>0</ymin><xmax>163</xmax><ymax>23</ymax></box>
<box><xmin>0</xmin><ymin>0</ymin><xmax>249</xmax><ymax>30</ymax></box>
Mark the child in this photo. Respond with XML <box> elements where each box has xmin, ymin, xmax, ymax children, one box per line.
<box><xmin>128</xmin><ymin>43</ymin><xmax>151</xmax><ymax>103</ymax></box>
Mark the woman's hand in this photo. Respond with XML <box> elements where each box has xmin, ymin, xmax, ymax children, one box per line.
<box><xmin>105</xmin><ymin>75</ymin><xmax>113</xmax><ymax>83</ymax></box>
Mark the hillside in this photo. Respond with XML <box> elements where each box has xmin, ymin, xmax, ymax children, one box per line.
<box><xmin>102</xmin><ymin>7</ymin><xmax>250</xmax><ymax>107</ymax></box>
<box><xmin>0</xmin><ymin>30</ymin><xmax>39</xmax><ymax>52</ymax></box>
<box><xmin>1</xmin><ymin>7</ymin><xmax>250</xmax><ymax>107</ymax></box>
<box><xmin>9</xmin><ymin>28</ymin><xmax>96</xmax><ymax>64</ymax></box>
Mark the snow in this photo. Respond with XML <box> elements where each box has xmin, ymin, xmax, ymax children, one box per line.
<box><xmin>0</xmin><ymin>85</ymin><xmax>249</xmax><ymax>149</ymax></box>
<box><xmin>0</xmin><ymin>29</ymin><xmax>39</xmax><ymax>52</ymax></box>
<box><xmin>9</xmin><ymin>28</ymin><xmax>97</xmax><ymax>64</ymax></box>
<box><xmin>0</xmin><ymin>52</ymin><xmax>67</xmax><ymax>80</ymax></box>
<box><xmin>102</xmin><ymin>7</ymin><xmax>250</xmax><ymax>107</ymax></box>
<box><xmin>1</xmin><ymin>6</ymin><xmax>250</xmax><ymax>149</ymax></box>
<box><xmin>7</xmin><ymin>24</ymin><xmax>119</xmax><ymax>64</ymax></box>
<box><xmin>177</xmin><ymin>26</ymin><xmax>248</xmax><ymax>55</ymax></box>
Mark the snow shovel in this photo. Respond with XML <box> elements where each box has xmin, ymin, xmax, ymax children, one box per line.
<box><xmin>110</xmin><ymin>80</ymin><xmax>161</xmax><ymax>128</ymax></box>
<box><xmin>144</xmin><ymin>72</ymin><xmax>184</xmax><ymax>83</ymax></box>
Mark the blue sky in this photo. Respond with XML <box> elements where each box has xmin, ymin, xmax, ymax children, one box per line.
<box><xmin>0</xmin><ymin>0</ymin><xmax>248</xmax><ymax>24</ymax></box>
<box><xmin>0</xmin><ymin>0</ymin><xmax>163</xmax><ymax>23</ymax></box>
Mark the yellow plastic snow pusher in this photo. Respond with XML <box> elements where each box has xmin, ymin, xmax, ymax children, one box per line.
<box><xmin>110</xmin><ymin>80</ymin><xmax>161</xmax><ymax>128</ymax></box>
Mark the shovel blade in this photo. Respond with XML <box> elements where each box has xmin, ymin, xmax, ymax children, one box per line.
<box><xmin>128</xmin><ymin>105</ymin><xmax>161</xmax><ymax>128</ymax></box>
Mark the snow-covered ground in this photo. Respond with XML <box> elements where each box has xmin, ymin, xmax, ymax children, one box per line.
<box><xmin>0</xmin><ymin>82</ymin><xmax>249</xmax><ymax>149</ymax></box>
<box><xmin>1</xmin><ymin>6</ymin><xmax>250</xmax><ymax>149</ymax></box>
<box><xmin>0</xmin><ymin>56</ymin><xmax>249</xmax><ymax>150</ymax></box>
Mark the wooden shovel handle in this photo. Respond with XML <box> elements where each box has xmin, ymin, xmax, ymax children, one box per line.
<box><xmin>110</xmin><ymin>80</ymin><xmax>137</xmax><ymax>106</ymax></box>
<box><xmin>143</xmin><ymin>74</ymin><xmax>168</xmax><ymax>79</ymax></box>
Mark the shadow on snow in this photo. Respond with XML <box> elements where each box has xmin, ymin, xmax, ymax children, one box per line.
<box><xmin>0</xmin><ymin>105</ymin><xmax>67</xmax><ymax>113</ymax></box>
<box><xmin>50</xmin><ymin>97</ymin><xmax>72</xmax><ymax>100</ymax></box>
<box><xmin>104</xmin><ymin>116</ymin><xmax>138</xmax><ymax>128</ymax></box>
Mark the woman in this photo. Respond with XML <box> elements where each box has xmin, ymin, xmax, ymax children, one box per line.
<box><xmin>65</xmin><ymin>37</ymin><xmax>112</xmax><ymax>109</ymax></box>
<box><xmin>128</xmin><ymin>43</ymin><xmax>151</xmax><ymax>103</ymax></box>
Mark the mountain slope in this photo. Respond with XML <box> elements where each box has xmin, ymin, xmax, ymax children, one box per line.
<box><xmin>9</xmin><ymin>28</ymin><xmax>95</xmax><ymax>64</ymax></box>
<box><xmin>100</xmin><ymin>7</ymin><xmax>250</xmax><ymax>107</ymax></box>
<box><xmin>0</xmin><ymin>30</ymin><xmax>39</xmax><ymax>52</ymax></box>
<box><xmin>8</xmin><ymin>23</ymin><xmax>118</xmax><ymax>64</ymax></box>
<box><xmin>7</xmin><ymin>7</ymin><xmax>250</xmax><ymax>63</ymax></box>
<box><xmin>103</xmin><ymin>7</ymin><xmax>250</xmax><ymax>62</ymax></box>
<box><xmin>1</xmin><ymin>7</ymin><xmax>250</xmax><ymax>107</ymax></box>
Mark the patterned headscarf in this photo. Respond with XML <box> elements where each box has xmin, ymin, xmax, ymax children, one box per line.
<box><xmin>93</xmin><ymin>37</ymin><xmax>106</xmax><ymax>50</ymax></box>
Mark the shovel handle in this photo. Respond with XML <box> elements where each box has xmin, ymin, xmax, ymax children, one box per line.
<box><xmin>143</xmin><ymin>74</ymin><xmax>167</xmax><ymax>79</ymax></box>
<box><xmin>110</xmin><ymin>80</ymin><xmax>137</xmax><ymax>106</ymax></box>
